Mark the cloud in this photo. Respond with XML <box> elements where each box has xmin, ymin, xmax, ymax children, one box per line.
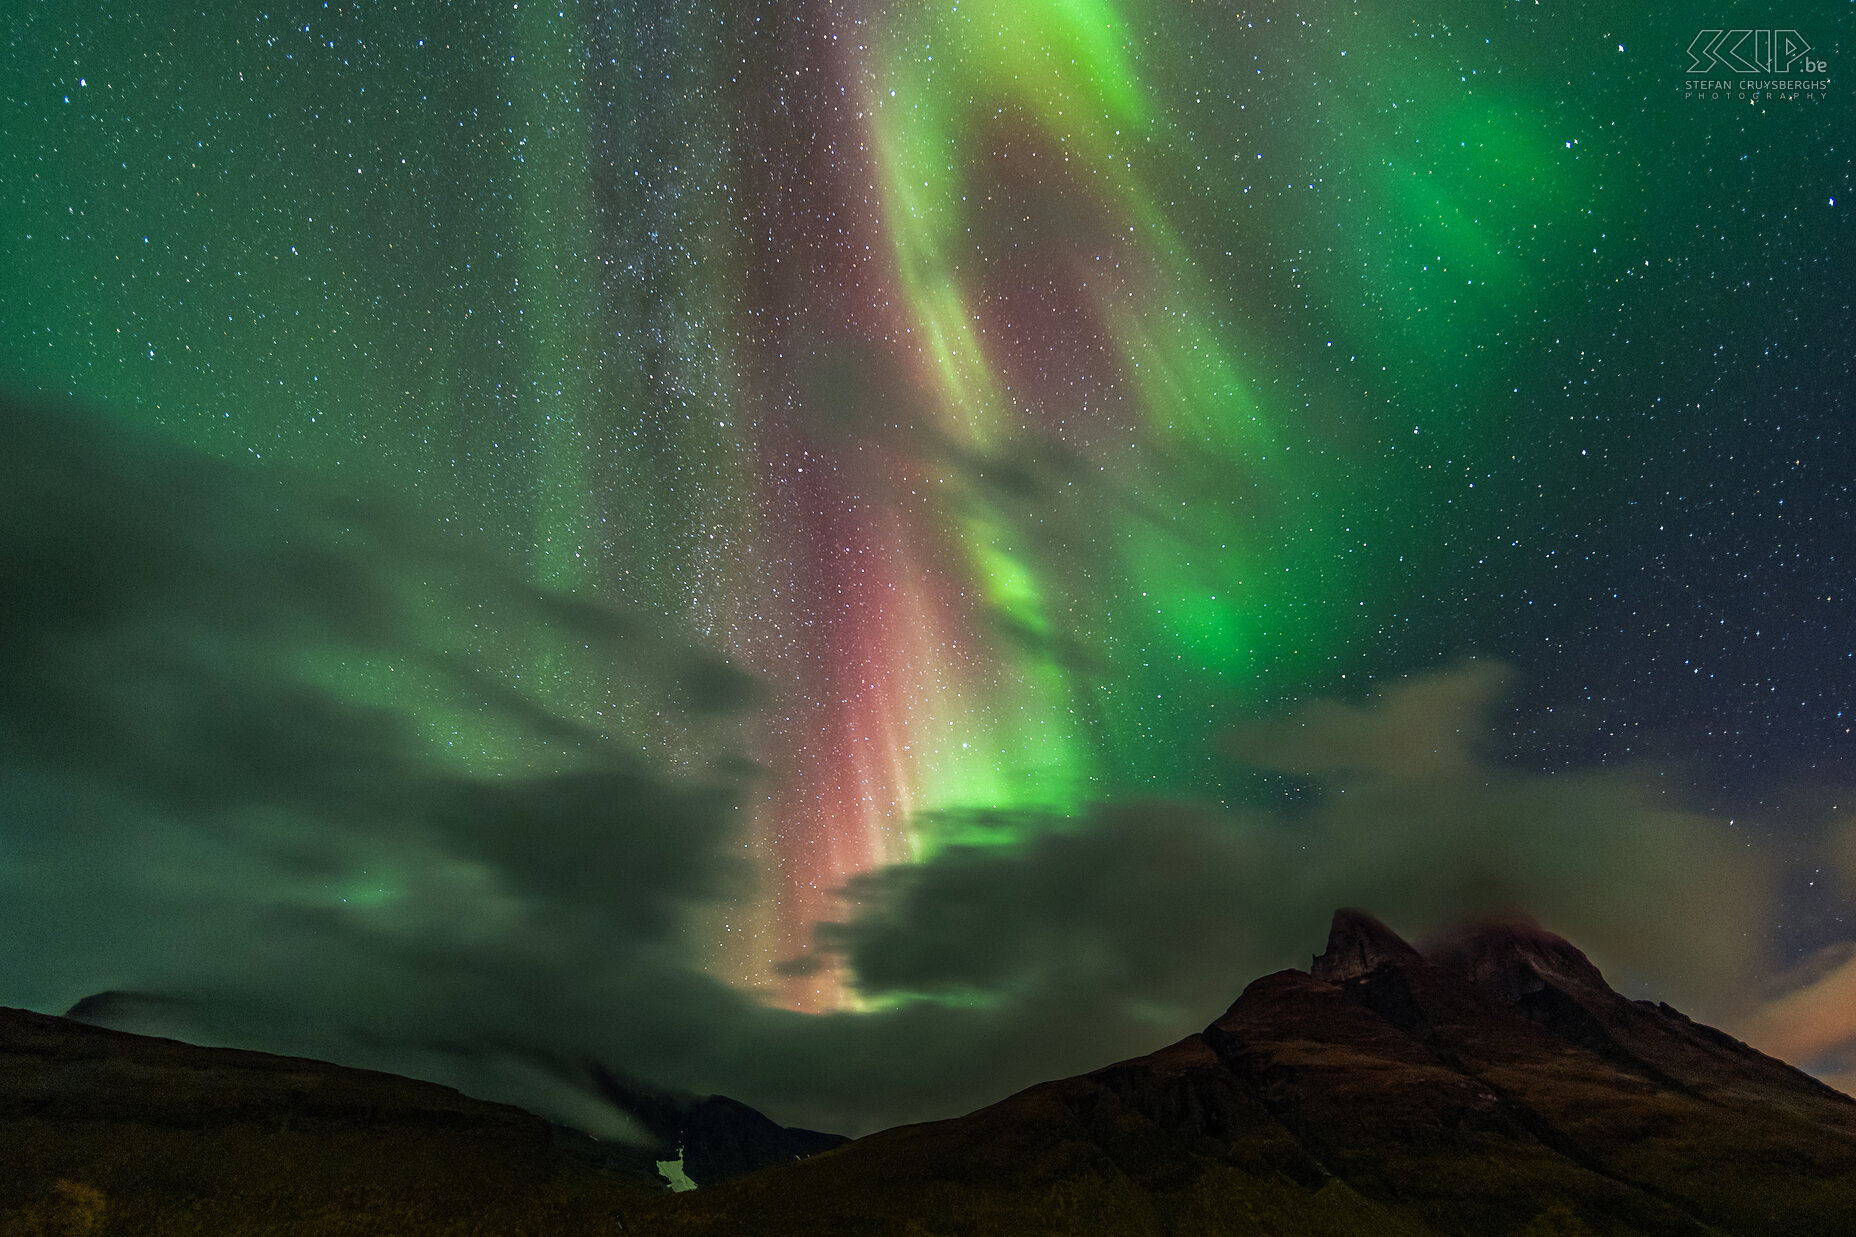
<box><xmin>0</xmin><ymin>390</ymin><xmax>762</xmax><ymax>1127</ymax></box>
<box><xmin>1220</xmin><ymin>659</ymin><xmax>1503</xmax><ymax>782</ymax></box>
<box><xmin>820</xmin><ymin>664</ymin><xmax>1766</xmax><ymax>1019</ymax></box>
<box><xmin>0</xmin><ymin>394</ymin><xmax>1820</xmax><ymax>1140</ymax></box>
<box><xmin>642</xmin><ymin>659</ymin><xmax>1787</xmax><ymax>1136</ymax></box>
<box><xmin>781</xmin><ymin>662</ymin><xmax>1777</xmax><ymax>1128</ymax></box>
<box><xmin>1744</xmin><ymin>944</ymin><xmax>1856</xmax><ymax>1066</ymax></box>
<box><xmin>1737</xmin><ymin>804</ymin><xmax>1856</xmax><ymax>1091</ymax></box>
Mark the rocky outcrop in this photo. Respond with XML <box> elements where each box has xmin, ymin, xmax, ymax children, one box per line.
<box><xmin>1308</xmin><ymin>906</ymin><xmax>1425</xmax><ymax>984</ymax></box>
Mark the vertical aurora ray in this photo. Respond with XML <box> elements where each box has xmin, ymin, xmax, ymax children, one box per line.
<box><xmin>511</xmin><ymin>0</ymin><xmax>598</xmax><ymax>597</ymax></box>
<box><xmin>844</xmin><ymin>0</ymin><xmax>1317</xmax><ymax>822</ymax></box>
<box><xmin>4</xmin><ymin>0</ymin><xmax>1645</xmax><ymax>1008</ymax></box>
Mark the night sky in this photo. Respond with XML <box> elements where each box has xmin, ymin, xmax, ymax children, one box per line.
<box><xmin>4</xmin><ymin>0</ymin><xmax>1854</xmax><ymax>1137</ymax></box>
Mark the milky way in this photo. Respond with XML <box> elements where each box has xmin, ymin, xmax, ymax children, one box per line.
<box><xmin>5</xmin><ymin>1</ymin><xmax>1851</xmax><ymax>1008</ymax></box>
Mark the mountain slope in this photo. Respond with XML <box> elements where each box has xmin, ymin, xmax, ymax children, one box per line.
<box><xmin>590</xmin><ymin>1064</ymin><xmax>847</xmax><ymax>1187</ymax></box>
<box><xmin>0</xmin><ymin>1004</ymin><xmax>664</xmax><ymax>1233</ymax></box>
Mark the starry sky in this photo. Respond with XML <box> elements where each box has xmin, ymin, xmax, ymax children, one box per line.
<box><xmin>3</xmin><ymin>0</ymin><xmax>1855</xmax><ymax>1134</ymax></box>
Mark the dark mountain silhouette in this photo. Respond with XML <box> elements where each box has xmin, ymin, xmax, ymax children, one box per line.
<box><xmin>56</xmin><ymin>989</ymin><xmax>843</xmax><ymax>1190</ymax></box>
<box><xmin>590</xmin><ymin>1063</ymin><xmax>846</xmax><ymax>1186</ymax></box>
<box><xmin>0</xmin><ymin>1004</ymin><xmax>833</xmax><ymax>1232</ymax></box>
<box><xmin>659</xmin><ymin>910</ymin><xmax>1856</xmax><ymax>1235</ymax></box>
<box><xmin>9</xmin><ymin>912</ymin><xmax>1856</xmax><ymax>1234</ymax></box>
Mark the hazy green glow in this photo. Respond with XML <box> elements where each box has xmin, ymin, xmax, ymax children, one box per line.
<box><xmin>515</xmin><ymin>0</ymin><xmax>599</xmax><ymax>597</ymax></box>
<box><xmin>2</xmin><ymin>0</ymin><xmax>1642</xmax><ymax>991</ymax></box>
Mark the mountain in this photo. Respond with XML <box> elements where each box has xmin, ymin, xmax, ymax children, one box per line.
<box><xmin>56</xmin><ymin>988</ymin><xmax>844</xmax><ymax>1190</ymax></box>
<box><xmin>1</xmin><ymin>1004</ymin><xmax>733</xmax><ymax>1233</ymax></box>
<box><xmin>590</xmin><ymin>1064</ymin><xmax>846</xmax><ymax>1187</ymax></box>
<box><xmin>655</xmin><ymin>910</ymin><xmax>1856</xmax><ymax>1236</ymax></box>
<box><xmin>10</xmin><ymin>913</ymin><xmax>1856</xmax><ymax>1234</ymax></box>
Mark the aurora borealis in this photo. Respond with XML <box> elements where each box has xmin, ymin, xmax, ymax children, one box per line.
<box><xmin>4</xmin><ymin>0</ymin><xmax>1856</xmax><ymax>1130</ymax></box>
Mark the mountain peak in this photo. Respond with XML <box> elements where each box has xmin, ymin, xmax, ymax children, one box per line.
<box><xmin>1429</xmin><ymin>918</ymin><xmax>1614</xmax><ymax>1006</ymax></box>
<box><xmin>1309</xmin><ymin>907</ymin><xmax>1423</xmax><ymax>984</ymax></box>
